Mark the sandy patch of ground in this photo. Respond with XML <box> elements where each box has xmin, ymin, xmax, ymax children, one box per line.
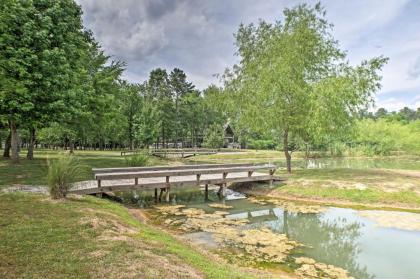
<box><xmin>208</xmin><ymin>203</ymin><xmax>234</xmax><ymax>209</ymax></box>
<box><xmin>1</xmin><ymin>185</ymin><xmax>48</xmax><ymax>194</ymax></box>
<box><xmin>80</xmin><ymin>207</ymin><xmax>205</xmax><ymax>279</ymax></box>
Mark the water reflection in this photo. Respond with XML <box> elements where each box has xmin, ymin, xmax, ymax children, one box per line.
<box><xmin>281</xmin><ymin>211</ymin><xmax>372</xmax><ymax>279</ymax></box>
<box><xmin>119</xmin><ymin>188</ymin><xmax>420</xmax><ymax>279</ymax></box>
<box><xmin>275</xmin><ymin>156</ymin><xmax>420</xmax><ymax>170</ymax></box>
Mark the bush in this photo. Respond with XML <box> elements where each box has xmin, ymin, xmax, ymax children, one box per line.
<box><xmin>47</xmin><ymin>154</ymin><xmax>84</xmax><ymax>199</ymax></box>
<box><xmin>203</xmin><ymin>124</ymin><xmax>224</xmax><ymax>149</ymax></box>
<box><xmin>247</xmin><ymin>139</ymin><xmax>277</xmax><ymax>150</ymax></box>
<box><xmin>355</xmin><ymin>119</ymin><xmax>420</xmax><ymax>155</ymax></box>
<box><xmin>125</xmin><ymin>153</ymin><xmax>149</xmax><ymax>167</ymax></box>
<box><xmin>329</xmin><ymin>142</ymin><xmax>347</xmax><ymax>157</ymax></box>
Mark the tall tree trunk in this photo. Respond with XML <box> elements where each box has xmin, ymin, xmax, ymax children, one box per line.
<box><xmin>3</xmin><ymin>131</ymin><xmax>11</xmax><ymax>158</ymax></box>
<box><xmin>283</xmin><ymin>128</ymin><xmax>291</xmax><ymax>173</ymax></box>
<box><xmin>10</xmin><ymin>120</ymin><xmax>19</xmax><ymax>163</ymax></box>
<box><xmin>27</xmin><ymin>127</ymin><xmax>36</xmax><ymax>160</ymax></box>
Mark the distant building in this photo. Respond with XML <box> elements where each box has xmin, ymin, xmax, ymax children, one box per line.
<box><xmin>223</xmin><ymin>123</ymin><xmax>240</xmax><ymax>149</ymax></box>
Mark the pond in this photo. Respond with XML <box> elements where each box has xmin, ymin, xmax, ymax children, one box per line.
<box><xmin>275</xmin><ymin>156</ymin><xmax>420</xmax><ymax>170</ymax></box>
<box><xmin>119</xmin><ymin>187</ymin><xmax>420</xmax><ymax>279</ymax></box>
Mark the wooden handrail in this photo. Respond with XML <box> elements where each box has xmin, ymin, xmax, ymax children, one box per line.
<box><xmin>92</xmin><ymin>163</ymin><xmax>254</xmax><ymax>174</ymax></box>
<box><xmin>95</xmin><ymin>165</ymin><xmax>276</xmax><ymax>180</ymax></box>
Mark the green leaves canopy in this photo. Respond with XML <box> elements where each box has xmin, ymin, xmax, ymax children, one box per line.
<box><xmin>0</xmin><ymin>0</ymin><xmax>90</xmax><ymax>125</ymax></box>
<box><xmin>223</xmin><ymin>3</ymin><xmax>387</xmax><ymax>155</ymax></box>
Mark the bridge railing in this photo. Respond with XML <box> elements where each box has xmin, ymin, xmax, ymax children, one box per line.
<box><xmin>93</xmin><ymin>163</ymin><xmax>277</xmax><ymax>191</ymax></box>
<box><xmin>92</xmin><ymin>163</ymin><xmax>254</xmax><ymax>174</ymax></box>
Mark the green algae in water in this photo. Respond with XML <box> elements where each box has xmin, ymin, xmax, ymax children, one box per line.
<box><xmin>121</xmin><ymin>187</ymin><xmax>420</xmax><ymax>279</ymax></box>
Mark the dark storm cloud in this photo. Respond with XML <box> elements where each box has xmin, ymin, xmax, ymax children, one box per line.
<box><xmin>75</xmin><ymin>0</ymin><xmax>420</xmax><ymax>111</ymax></box>
<box><xmin>76</xmin><ymin>0</ymin><xmax>289</xmax><ymax>88</ymax></box>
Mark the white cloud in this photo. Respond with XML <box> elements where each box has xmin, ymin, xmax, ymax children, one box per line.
<box><xmin>376</xmin><ymin>97</ymin><xmax>408</xmax><ymax>111</ymax></box>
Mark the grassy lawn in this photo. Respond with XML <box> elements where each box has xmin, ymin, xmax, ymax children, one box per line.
<box><xmin>0</xmin><ymin>193</ymin><xmax>256</xmax><ymax>278</ymax></box>
<box><xmin>1</xmin><ymin>149</ymin><xmax>420</xmax><ymax>277</ymax></box>
<box><xmin>188</xmin><ymin>149</ymin><xmax>287</xmax><ymax>164</ymax></box>
<box><xmin>257</xmin><ymin>168</ymin><xmax>420</xmax><ymax>210</ymax></box>
<box><xmin>0</xmin><ymin>149</ymin><xmax>169</xmax><ymax>188</ymax></box>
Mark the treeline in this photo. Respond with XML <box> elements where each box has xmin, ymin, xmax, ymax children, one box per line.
<box><xmin>1</xmin><ymin>1</ymin><xmax>418</xmax><ymax>168</ymax></box>
<box><xmin>20</xmin><ymin>72</ymin><xmax>223</xmax><ymax>151</ymax></box>
<box><xmin>353</xmin><ymin>107</ymin><xmax>420</xmax><ymax>155</ymax></box>
<box><xmin>242</xmin><ymin>107</ymin><xmax>420</xmax><ymax>156</ymax></box>
<box><xmin>360</xmin><ymin>107</ymin><xmax>420</xmax><ymax>122</ymax></box>
<box><xmin>0</xmin><ymin>0</ymin><xmax>225</xmax><ymax>162</ymax></box>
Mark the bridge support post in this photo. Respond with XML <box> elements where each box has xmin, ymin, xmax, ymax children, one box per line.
<box><xmin>165</xmin><ymin>187</ymin><xmax>170</xmax><ymax>202</ymax></box>
<box><xmin>96</xmin><ymin>180</ymin><xmax>102</xmax><ymax>198</ymax></box>
<box><xmin>154</xmin><ymin>188</ymin><xmax>158</xmax><ymax>202</ymax></box>
<box><xmin>204</xmin><ymin>184</ymin><xmax>209</xmax><ymax>201</ymax></box>
<box><xmin>218</xmin><ymin>183</ymin><xmax>227</xmax><ymax>198</ymax></box>
<box><xmin>269</xmin><ymin>169</ymin><xmax>275</xmax><ymax>186</ymax></box>
<box><xmin>159</xmin><ymin>188</ymin><xmax>165</xmax><ymax>202</ymax></box>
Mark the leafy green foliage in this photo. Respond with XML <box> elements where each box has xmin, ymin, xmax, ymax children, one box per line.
<box><xmin>47</xmin><ymin>154</ymin><xmax>84</xmax><ymax>199</ymax></box>
<box><xmin>0</xmin><ymin>0</ymin><xmax>91</xmax><ymax>161</ymax></box>
<box><xmin>247</xmin><ymin>139</ymin><xmax>277</xmax><ymax>150</ymax></box>
<box><xmin>355</xmin><ymin>119</ymin><xmax>420</xmax><ymax>155</ymax></box>
<box><xmin>203</xmin><ymin>124</ymin><xmax>224</xmax><ymax>149</ymax></box>
<box><xmin>124</xmin><ymin>153</ymin><xmax>149</xmax><ymax>167</ymax></box>
<box><xmin>222</xmin><ymin>3</ymin><xmax>387</xmax><ymax>172</ymax></box>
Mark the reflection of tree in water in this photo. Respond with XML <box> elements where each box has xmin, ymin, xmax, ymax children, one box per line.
<box><xmin>269</xmin><ymin>211</ymin><xmax>374</xmax><ymax>279</ymax></box>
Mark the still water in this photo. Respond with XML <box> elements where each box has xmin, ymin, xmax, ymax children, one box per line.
<box><xmin>274</xmin><ymin>156</ymin><xmax>420</xmax><ymax>170</ymax></box>
<box><xmin>119</xmin><ymin>188</ymin><xmax>420</xmax><ymax>279</ymax></box>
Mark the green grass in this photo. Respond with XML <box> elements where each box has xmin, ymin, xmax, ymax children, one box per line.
<box><xmin>279</xmin><ymin>186</ymin><xmax>420</xmax><ymax>207</ymax></box>
<box><xmin>188</xmin><ymin>149</ymin><xmax>287</xmax><ymax>164</ymax></box>
<box><xmin>0</xmin><ymin>193</ymin><xmax>255</xmax><ymax>278</ymax></box>
<box><xmin>271</xmin><ymin>168</ymin><xmax>420</xmax><ymax>209</ymax></box>
<box><xmin>0</xmin><ymin>149</ymin><xmax>166</xmax><ymax>188</ymax></box>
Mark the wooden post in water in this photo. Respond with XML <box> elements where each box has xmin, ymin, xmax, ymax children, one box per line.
<box><xmin>165</xmin><ymin>176</ymin><xmax>170</xmax><ymax>202</ymax></box>
<box><xmin>269</xmin><ymin>169</ymin><xmax>274</xmax><ymax>186</ymax></box>
<box><xmin>159</xmin><ymin>188</ymin><xmax>165</xmax><ymax>202</ymax></box>
<box><xmin>218</xmin><ymin>183</ymin><xmax>227</xmax><ymax>198</ymax></box>
<box><xmin>165</xmin><ymin>187</ymin><xmax>170</xmax><ymax>202</ymax></box>
<box><xmin>205</xmin><ymin>184</ymin><xmax>209</xmax><ymax>201</ymax></box>
<box><xmin>154</xmin><ymin>188</ymin><xmax>158</xmax><ymax>202</ymax></box>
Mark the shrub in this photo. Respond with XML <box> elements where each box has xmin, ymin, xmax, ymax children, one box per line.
<box><xmin>47</xmin><ymin>154</ymin><xmax>84</xmax><ymax>199</ymax></box>
<box><xmin>329</xmin><ymin>142</ymin><xmax>347</xmax><ymax>157</ymax></box>
<box><xmin>203</xmin><ymin>124</ymin><xmax>224</xmax><ymax>149</ymax></box>
<box><xmin>247</xmin><ymin>139</ymin><xmax>277</xmax><ymax>150</ymax></box>
<box><xmin>125</xmin><ymin>153</ymin><xmax>149</xmax><ymax>167</ymax></box>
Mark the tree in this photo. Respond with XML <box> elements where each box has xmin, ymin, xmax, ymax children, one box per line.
<box><xmin>146</xmin><ymin>69</ymin><xmax>173</xmax><ymax>147</ymax></box>
<box><xmin>119</xmin><ymin>81</ymin><xmax>142</xmax><ymax>150</ymax></box>
<box><xmin>398</xmin><ymin>107</ymin><xmax>416</xmax><ymax>122</ymax></box>
<box><xmin>0</xmin><ymin>0</ymin><xmax>90</xmax><ymax>162</ymax></box>
<box><xmin>203</xmin><ymin>124</ymin><xmax>224</xmax><ymax>149</ymax></box>
<box><xmin>169</xmin><ymin>68</ymin><xmax>194</xmax><ymax>146</ymax></box>
<box><xmin>61</xmin><ymin>42</ymin><xmax>124</xmax><ymax>153</ymax></box>
<box><xmin>374</xmin><ymin>108</ymin><xmax>388</xmax><ymax>119</ymax></box>
<box><xmin>222</xmin><ymin>3</ymin><xmax>387</xmax><ymax>173</ymax></box>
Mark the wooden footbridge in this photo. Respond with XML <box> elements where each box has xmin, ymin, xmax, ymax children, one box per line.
<box><xmin>119</xmin><ymin>148</ymin><xmax>217</xmax><ymax>158</ymax></box>
<box><xmin>150</xmin><ymin>148</ymin><xmax>217</xmax><ymax>158</ymax></box>
<box><xmin>69</xmin><ymin>163</ymin><xmax>281</xmax><ymax>201</ymax></box>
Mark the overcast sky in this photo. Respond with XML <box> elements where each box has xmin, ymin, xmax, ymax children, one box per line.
<box><xmin>76</xmin><ymin>0</ymin><xmax>420</xmax><ymax>111</ymax></box>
